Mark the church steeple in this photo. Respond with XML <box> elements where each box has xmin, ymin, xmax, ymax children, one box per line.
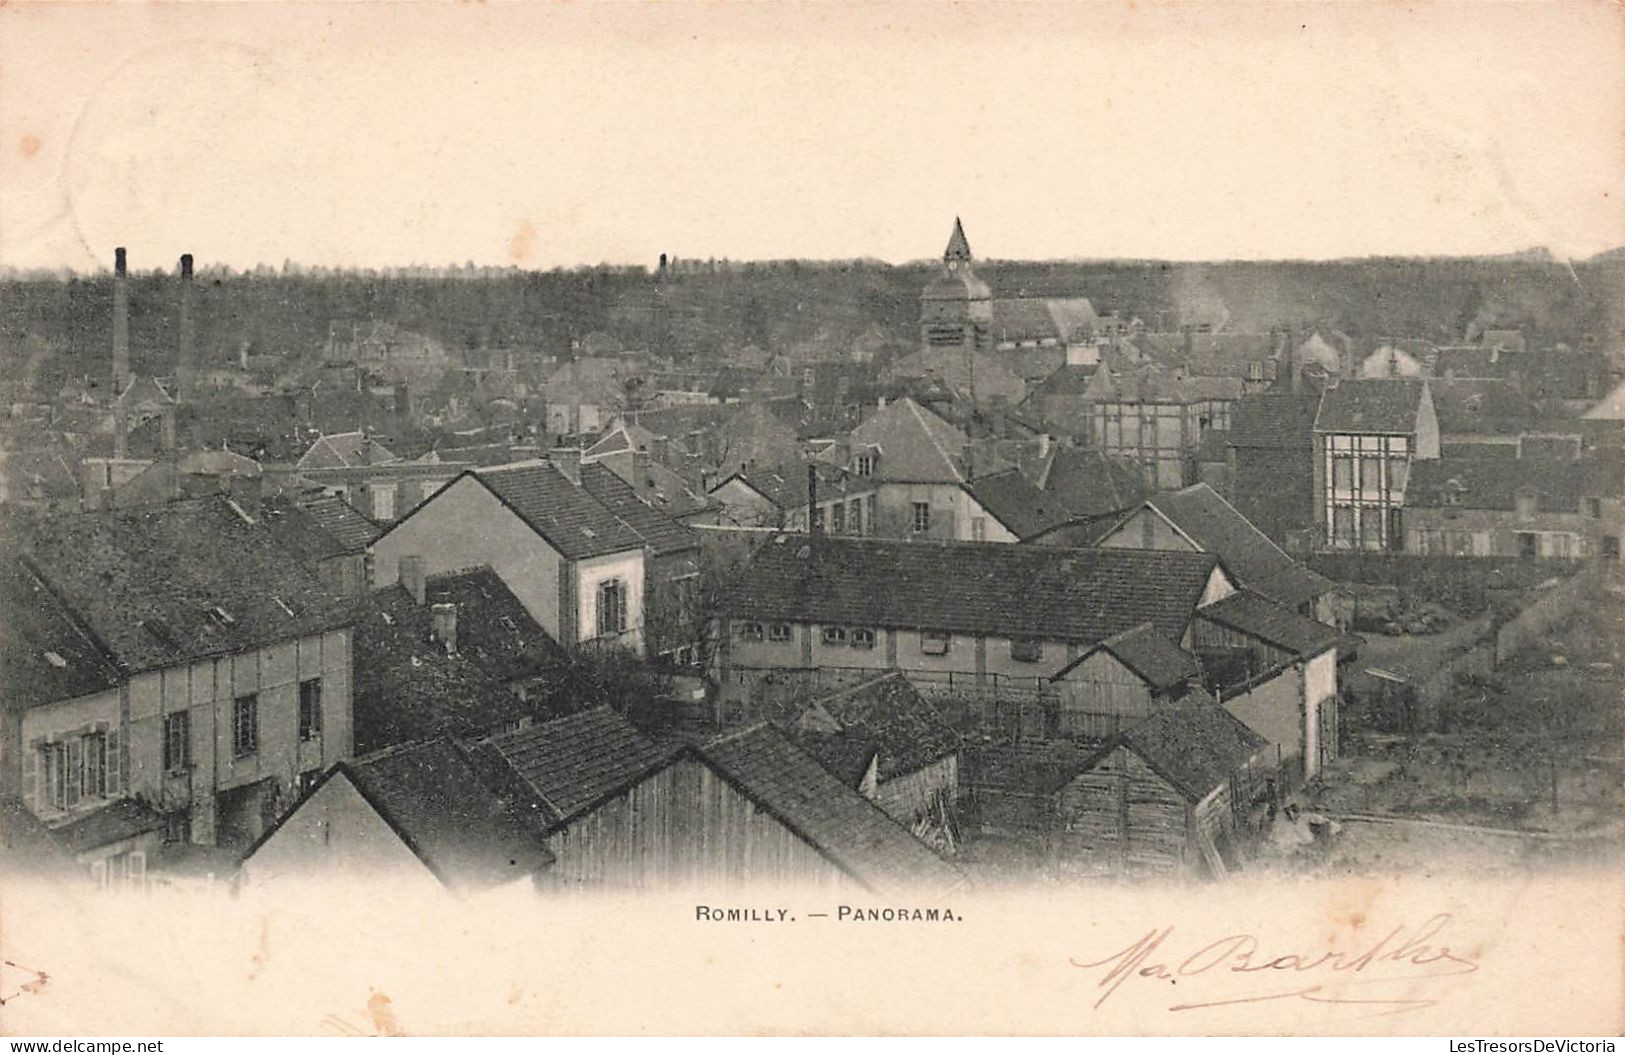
<box><xmin>944</xmin><ymin>217</ymin><xmax>973</xmax><ymax>269</ymax></box>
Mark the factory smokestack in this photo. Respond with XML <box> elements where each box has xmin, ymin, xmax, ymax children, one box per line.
<box><xmin>112</xmin><ymin>247</ymin><xmax>129</xmax><ymax>393</ymax></box>
<box><xmin>177</xmin><ymin>253</ymin><xmax>195</xmax><ymax>402</ymax></box>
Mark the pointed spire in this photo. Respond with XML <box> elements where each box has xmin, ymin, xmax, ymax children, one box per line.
<box><xmin>944</xmin><ymin>217</ymin><xmax>972</xmax><ymax>266</ymax></box>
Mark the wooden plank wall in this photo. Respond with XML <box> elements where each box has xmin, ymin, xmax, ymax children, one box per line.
<box><xmin>1056</xmin><ymin>748</ymin><xmax>1192</xmax><ymax>878</ymax></box>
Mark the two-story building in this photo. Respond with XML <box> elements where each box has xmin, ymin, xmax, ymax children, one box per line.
<box><xmin>1312</xmin><ymin>378</ymin><xmax>1440</xmax><ymax>551</ymax></box>
<box><xmin>369</xmin><ymin>455</ymin><xmax>649</xmax><ymax>654</ymax></box>
<box><xmin>1403</xmin><ymin>452</ymin><xmax>1624</xmax><ymax>560</ymax></box>
<box><xmin>1085</xmin><ymin>363</ymin><xmax>1243</xmax><ymax>491</ymax></box>
<box><xmin>0</xmin><ymin>496</ymin><xmax>357</xmax><ymax>880</ymax></box>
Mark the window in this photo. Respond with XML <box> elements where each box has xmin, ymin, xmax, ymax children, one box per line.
<box><xmin>767</xmin><ymin>623</ymin><xmax>792</xmax><ymax>643</ymax></box>
<box><xmin>1518</xmin><ymin>532</ymin><xmax>1537</xmax><ymax>559</ymax></box>
<box><xmin>1360</xmin><ymin>456</ymin><xmax>1383</xmax><ymax>491</ymax></box>
<box><xmin>921</xmin><ymin>631</ymin><xmax>950</xmax><ymax>656</ymax></box>
<box><xmin>298</xmin><ymin>679</ymin><xmax>323</xmax><ymax>742</ymax></box>
<box><xmin>162</xmin><ymin>811</ymin><xmax>191</xmax><ymax>846</ymax></box>
<box><xmin>40</xmin><ymin>742</ymin><xmax>67</xmax><ymax>811</ymax></box>
<box><xmin>810</xmin><ymin>506</ymin><xmax>823</xmax><ymax>532</ymax></box>
<box><xmin>821</xmin><ymin>626</ymin><xmax>848</xmax><ymax>646</ymax></box>
<box><xmin>911</xmin><ymin>502</ymin><xmax>931</xmax><ymax>534</ymax></box>
<box><xmin>1332</xmin><ymin>505</ymin><xmax>1354</xmax><ymax>547</ymax></box>
<box><xmin>1586</xmin><ymin>497</ymin><xmax>1602</xmax><ymax>519</ymax></box>
<box><xmin>1332</xmin><ymin>457</ymin><xmax>1354</xmax><ymax>491</ymax></box>
<box><xmin>1515</xmin><ymin>490</ymin><xmax>1538</xmax><ymax>520</ymax></box>
<box><xmin>597</xmin><ymin>578</ymin><xmax>628</xmax><ymax>637</ymax></box>
<box><xmin>737</xmin><ymin>621</ymin><xmax>764</xmax><ymax>642</ymax></box>
<box><xmin>850</xmin><ymin>628</ymin><xmax>876</xmax><ymax>649</ymax></box>
<box><xmin>1359</xmin><ymin>508</ymin><xmax>1384</xmax><ymax>550</ymax></box>
<box><xmin>296</xmin><ymin>769</ymin><xmax>323</xmax><ymax>798</ymax></box>
<box><xmin>831</xmin><ymin>503</ymin><xmax>845</xmax><ymax>534</ymax></box>
<box><xmin>371</xmin><ymin>485</ymin><xmax>395</xmax><ymax>521</ymax></box>
<box><xmin>1011</xmin><ymin>639</ymin><xmax>1043</xmax><ymax>663</ymax></box>
<box><xmin>81</xmin><ymin>731</ymin><xmax>107</xmax><ymax>799</ymax></box>
<box><xmin>163</xmin><ymin>711</ymin><xmax>191</xmax><ymax>773</ymax></box>
<box><xmin>232</xmin><ymin>694</ymin><xmax>259</xmax><ymax>759</ymax></box>
<box><xmin>846</xmin><ymin>500</ymin><xmax>861</xmax><ymax>536</ymax></box>
<box><xmin>1389</xmin><ymin>458</ymin><xmax>1409</xmax><ymax>493</ymax></box>
<box><xmin>971</xmin><ymin>517</ymin><xmax>986</xmax><ymax>542</ymax></box>
<box><xmin>854</xmin><ymin>453</ymin><xmax>875</xmax><ymax>477</ymax></box>
<box><xmin>1604</xmin><ymin>536</ymin><xmax>1620</xmax><ymax>560</ymax></box>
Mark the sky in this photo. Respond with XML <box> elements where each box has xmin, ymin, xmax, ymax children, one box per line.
<box><xmin>2</xmin><ymin>2</ymin><xmax>1622</xmax><ymax>273</ymax></box>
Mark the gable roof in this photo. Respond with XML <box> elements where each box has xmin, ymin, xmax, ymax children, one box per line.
<box><xmin>1137</xmin><ymin>484</ymin><xmax>1332</xmax><ymax>608</ymax></box>
<box><xmin>299</xmin><ymin>431</ymin><xmax>397</xmax><ymax>470</ymax></box>
<box><xmin>697</xmin><ymin>724</ymin><xmax>963</xmax><ymax>895</ymax></box>
<box><xmin>1051</xmin><ymin>621</ymin><xmax>1199</xmax><ymax>691</ymax></box>
<box><xmin>963</xmin><ymin>468</ymin><xmax>1077</xmax><ymax>540</ymax></box>
<box><xmin>1229</xmin><ymin>392</ymin><xmax>1320</xmax><ymax>450</ymax></box>
<box><xmin>725</xmin><ymin>534</ymin><xmax>1221</xmax><ymax>645</ymax></box>
<box><xmin>1404</xmin><ymin>453</ymin><xmax>1622</xmax><ymax>514</ymax></box>
<box><xmin>1315</xmin><ymin>378</ymin><xmax>1427</xmax><ymax>434</ymax></box>
<box><xmin>455</xmin><ymin>463</ymin><xmax>647</xmax><ymax>560</ymax></box>
<box><xmin>0</xmin><ymin>560</ymin><xmax>122</xmax><ymax>713</ymax></box>
<box><xmin>289</xmin><ymin>489</ymin><xmax>382</xmax><ymax>552</ymax></box>
<box><xmin>1033</xmin><ymin>446</ymin><xmax>1147</xmax><ymax>520</ymax></box>
<box><xmin>330</xmin><ymin>737</ymin><xmax>556</xmax><ymax>890</ymax></box>
<box><xmin>1429</xmin><ymin>377</ymin><xmax>1541</xmax><ymax>435</ymax></box>
<box><xmin>1195</xmin><ymin>589</ymin><xmax>1340</xmax><ymax>658</ymax></box>
<box><xmin>850</xmin><ymin>397</ymin><xmax>973</xmax><ymax>484</ymax></box>
<box><xmin>1108</xmin><ymin>694</ymin><xmax>1270</xmax><ymax>802</ymax></box>
<box><xmin>16</xmin><ymin>496</ymin><xmax>355</xmax><ymax>674</ymax></box>
<box><xmin>578</xmin><ymin>462</ymin><xmax>698</xmax><ymax>558</ymax></box>
<box><xmin>352</xmin><ymin>567</ymin><xmax>563</xmax><ymax>754</ymax></box>
<box><xmin>790</xmin><ymin>673</ymin><xmax>960</xmax><ymax>785</ymax></box>
<box><xmin>485</xmin><ymin>706</ymin><xmax>677</xmax><ymax>829</ymax></box>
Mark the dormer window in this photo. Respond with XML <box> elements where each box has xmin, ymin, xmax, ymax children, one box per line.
<box><xmin>207</xmin><ymin>605</ymin><xmax>237</xmax><ymax>628</ymax></box>
<box><xmin>854</xmin><ymin>453</ymin><xmax>876</xmax><ymax>477</ymax></box>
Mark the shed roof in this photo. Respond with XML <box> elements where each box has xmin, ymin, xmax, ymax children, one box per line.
<box><xmin>1195</xmin><ymin>589</ymin><xmax>1340</xmax><ymax>658</ymax></box>
<box><xmin>1109</xmin><ymin>694</ymin><xmax>1270</xmax><ymax>802</ymax></box>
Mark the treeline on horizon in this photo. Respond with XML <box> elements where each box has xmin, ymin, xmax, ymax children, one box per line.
<box><xmin>3</xmin><ymin>254</ymin><xmax>1622</xmax><ymax>394</ymax></box>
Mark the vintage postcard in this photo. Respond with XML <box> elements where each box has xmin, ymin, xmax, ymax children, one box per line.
<box><xmin>0</xmin><ymin>0</ymin><xmax>1620</xmax><ymax>1037</ymax></box>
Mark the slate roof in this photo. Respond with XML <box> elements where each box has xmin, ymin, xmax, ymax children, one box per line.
<box><xmin>1315</xmin><ymin>378</ymin><xmax>1427</xmax><ymax>434</ymax></box>
<box><xmin>486</xmin><ymin>706</ymin><xmax>677</xmax><ymax>829</ymax></box>
<box><xmin>16</xmin><ymin>497</ymin><xmax>356</xmax><ymax>675</ymax></box>
<box><xmin>1110</xmin><ymin>693</ymin><xmax>1270</xmax><ymax>802</ymax></box>
<box><xmin>466</xmin><ymin>462</ymin><xmax>647</xmax><ymax>559</ymax></box>
<box><xmin>1404</xmin><ymin>453</ymin><xmax>1622</xmax><ymax>514</ymax></box>
<box><xmin>790</xmin><ymin>673</ymin><xmax>960</xmax><ymax>785</ymax></box>
<box><xmin>333</xmin><ymin>737</ymin><xmax>555</xmax><ymax>890</ymax></box>
<box><xmin>1139</xmin><ymin>484</ymin><xmax>1333</xmax><ymax>608</ymax></box>
<box><xmin>579</xmin><ymin>462</ymin><xmax>698</xmax><ymax>558</ymax></box>
<box><xmin>1228</xmin><ymin>392</ymin><xmax>1321</xmax><ymax>450</ymax></box>
<box><xmin>352</xmin><ymin>567</ymin><xmax>564</xmax><ymax>754</ymax></box>
<box><xmin>697</xmin><ymin>724</ymin><xmax>963</xmax><ymax>895</ymax></box>
<box><xmin>1052</xmin><ymin>621</ymin><xmax>1199</xmax><ymax>691</ymax></box>
<box><xmin>1196</xmin><ymin>589</ymin><xmax>1340</xmax><ymax>658</ymax></box>
<box><xmin>0</xmin><ymin>560</ymin><xmax>122</xmax><ymax>712</ymax></box>
<box><xmin>963</xmin><ymin>468</ymin><xmax>1077</xmax><ymax>540</ymax></box>
<box><xmin>725</xmin><ymin>534</ymin><xmax>1220</xmax><ymax>645</ymax></box>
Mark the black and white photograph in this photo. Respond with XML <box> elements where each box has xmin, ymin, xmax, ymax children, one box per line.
<box><xmin>0</xmin><ymin>0</ymin><xmax>1620</xmax><ymax>1039</ymax></box>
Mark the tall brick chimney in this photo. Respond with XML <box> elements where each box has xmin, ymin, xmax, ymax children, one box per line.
<box><xmin>176</xmin><ymin>254</ymin><xmax>196</xmax><ymax>402</ymax></box>
<box><xmin>112</xmin><ymin>247</ymin><xmax>130</xmax><ymax>392</ymax></box>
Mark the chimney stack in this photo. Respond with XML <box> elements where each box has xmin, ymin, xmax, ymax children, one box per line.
<box><xmin>176</xmin><ymin>254</ymin><xmax>196</xmax><ymax>402</ymax></box>
<box><xmin>550</xmin><ymin>445</ymin><xmax>581</xmax><ymax>485</ymax></box>
<box><xmin>112</xmin><ymin>247</ymin><xmax>130</xmax><ymax>392</ymax></box>
<box><xmin>807</xmin><ymin>463</ymin><xmax>819</xmax><ymax>532</ymax></box>
<box><xmin>399</xmin><ymin>555</ymin><xmax>426</xmax><ymax>605</ymax></box>
<box><xmin>430</xmin><ymin>602</ymin><xmax>458</xmax><ymax>654</ymax></box>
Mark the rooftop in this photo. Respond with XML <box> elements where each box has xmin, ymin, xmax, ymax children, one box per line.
<box><xmin>725</xmin><ymin>534</ymin><xmax>1221</xmax><ymax>645</ymax></box>
<box><xmin>465</xmin><ymin>462</ymin><xmax>648</xmax><ymax>560</ymax></box>
<box><xmin>788</xmin><ymin>673</ymin><xmax>961</xmax><ymax>785</ymax></box>
<box><xmin>963</xmin><ymin>468</ymin><xmax>1077</xmax><ymax>541</ymax></box>
<box><xmin>486</xmin><ymin>706</ymin><xmax>677</xmax><ymax>829</ymax></box>
<box><xmin>1196</xmin><ymin>589</ymin><xmax>1341</xmax><ymax>658</ymax></box>
<box><xmin>1052</xmin><ymin>621</ymin><xmax>1199</xmax><ymax>691</ymax></box>
<box><xmin>1315</xmin><ymin>378</ymin><xmax>1428</xmax><ymax>435</ymax></box>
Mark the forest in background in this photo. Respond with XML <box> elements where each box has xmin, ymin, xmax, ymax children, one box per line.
<box><xmin>3</xmin><ymin>252</ymin><xmax>1623</xmax><ymax>394</ymax></box>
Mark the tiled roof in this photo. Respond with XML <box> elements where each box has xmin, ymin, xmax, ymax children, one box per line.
<box><xmin>1141</xmin><ymin>484</ymin><xmax>1332</xmax><ymax>608</ymax></box>
<box><xmin>1196</xmin><ymin>590</ymin><xmax>1340</xmax><ymax>658</ymax></box>
<box><xmin>470</xmin><ymin>462</ymin><xmax>647</xmax><ymax>559</ymax></box>
<box><xmin>17</xmin><ymin>497</ymin><xmax>356</xmax><ymax>674</ymax></box>
<box><xmin>697</xmin><ymin>724</ymin><xmax>963</xmax><ymax>895</ymax></box>
<box><xmin>1429</xmin><ymin>378</ymin><xmax>1542</xmax><ymax>434</ymax></box>
<box><xmin>1035</xmin><ymin>446</ymin><xmax>1147</xmax><ymax>519</ymax></box>
<box><xmin>1113</xmin><ymin>693</ymin><xmax>1270</xmax><ymax>802</ymax></box>
<box><xmin>0</xmin><ymin>560</ymin><xmax>122</xmax><ymax>712</ymax></box>
<box><xmin>299</xmin><ymin>431</ymin><xmax>397</xmax><ymax>470</ymax></box>
<box><xmin>1027</xmin><ymin>364</ymin><xmax>1099</xmax><ymax>397</ymax></box>
<box><xmin>1405</xmin><ymin>453</ymin><xmax>1622</xmax><ymax>514</ymax></box>
<box><xmin>713</xmin><ymin>462</ymin><xmax>872</xmax><ymax>512</ymax></box>
<box><xmin>295</xmin><ymin>490</ymin><xmax>382</xmax><ymax>551</ymax></box>
<box><xmin>964</xmin><ymin>468</ymin><xmax>1076</xmax><ymax>540</ymax></box>
<box><xmin>50</xmin><ymin>797</ymin><xmax>164</xmax><ymax>856</ymax></box>
<box><xmin>1053</xmin><ymin>621</ymin><xmax>1199</xmax><ymax>691</ymax></box>
<box><xmin>850</xmin><ymin>397</ymin><xmax>972</xmax><ymax>484</ymax></box>
<box><xmin>724</xmin><ymin>534</ymin><xmax>1219</xmax><ymax>645</ymax></box>
<box><xmin>1315</xmin><ymin>378</ymin><xmax>1427</xmax><ymax>434</ymax></box>
<box><xmin>791</xmin><ymin>673</ymin><xmax>960</xmax><ymax>784</ymax></box>
<box><xmin>337</xmin><ymin>737</ymin><xmax>555</xmax><ymax>890</ymax></box>
<box><xmin>486</xmin><ymin>706</ymin><xmax>677</xmax><ymax>829</ymax></box>
<box><xmin>579</xmin><ymin>462</ymin><xmax>698</xmax><ymax>558</ymax></box>
<box><xmin>1229</xmin><ymin>393</ymin><xmax>1320</xmax><ymax>449</ymax></box>
<box><xmin>352</xmin><ymin>567</ymin><xmax>563</xmax><ymax>754</ymax></box>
